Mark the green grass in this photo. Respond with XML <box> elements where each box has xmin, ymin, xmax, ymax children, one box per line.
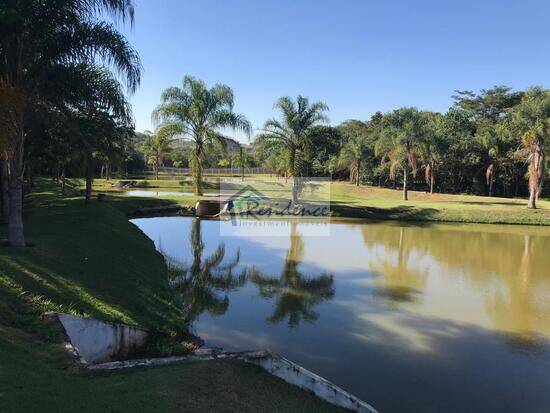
<box><xmin>85</xmin><ymin>175</ymin><xmax>550</xmax><ymax>225</ymax></box>
<box><xmin>0</xmin><ymin>324</ymin><xmax>343</xmax><ymax>413</ymax></box>
<box><xmin>0</xmin><ymin>180</ymin><xmax>346</xmax><ymax>413</ymax></box>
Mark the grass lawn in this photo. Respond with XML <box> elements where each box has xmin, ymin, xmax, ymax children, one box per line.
<box><xmin>84</xmin><ymin>175</ymin><xmax>550</xmax><ymax>225</ymax></box>
<box><xmin>0</xmin><ymin>180</ymin><xmax>347</xmax><ymax>413</ymax></box>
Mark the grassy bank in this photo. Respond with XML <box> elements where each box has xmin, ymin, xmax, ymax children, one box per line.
<box><xmin>85</xmin><ymin>175</ymin><xmax>550</xmax><ymax>225</ymax></box>
<box><xmin>0</xmin><ymin>180</ymin><xmax>346</xmax><ymax>413</ymax></box>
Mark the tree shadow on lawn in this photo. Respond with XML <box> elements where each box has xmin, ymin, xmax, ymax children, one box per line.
<box><xmin>330</xmin><ymin>202</ymin><xmax>441</xmax><ymax>224</ymax></box>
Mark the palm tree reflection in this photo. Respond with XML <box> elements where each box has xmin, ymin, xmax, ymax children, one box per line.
<box><xmin>166</xmin><ymin>218</ymin><xmax>247</xmax><ymax>324</ymax></box>
<box><xmin>250</xmin><ymin>223</ymin><xmax>335</xmax><ymax>328</ymax></box>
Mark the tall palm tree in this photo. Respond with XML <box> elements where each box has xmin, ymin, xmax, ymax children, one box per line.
<box><xmin>255</xmin><ymin>96</ymin><xmax>328</xmax><ymax>202</ymax></box>
<box><xmin>152</xmin><ymin>76</ymin><xmax>251</xmax><ymax>195</ymax></box>
<box><xmin>0</xmin><ymin>0</ymin><xmax>141</xmax><ymax>246</ymax></box>
<box><xmin>507</xmin><ymin>87</ymin><xmax>550</xmax><ymax>209</ymax></box>
<box><xmin>338</xmin><ymin>120</ymin><xmax>372</xmax><ymax>186</ymax></box>
<box><xmin>421</xmin><ymin>112</ymin><xmax>448</xmax><ymax>194</ymax></box>
<box><xmin>249</xmin><ymin>223</ymin><xmax>334</xmax><ymax>328</ymax></box>
<box><xmin>375</xmin><ymin>108</ymin><xmax>428</xmax><ymax>201</ymax></box>
<box><xmin>165</xmin><ymin>218</ymin><xmax>247</xmax><ymax>324</ymax></box>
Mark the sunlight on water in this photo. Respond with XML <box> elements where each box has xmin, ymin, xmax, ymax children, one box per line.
<box><xmin>132</xmin><ymin>216</ymin><xmax>550</xmax><ymax>413</ymax></box>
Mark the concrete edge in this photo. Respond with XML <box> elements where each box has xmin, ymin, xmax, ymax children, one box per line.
<box><xmin>46</xmin><ymin>313</ymin><xmax>378</xmax><ymax>413</ymax></box>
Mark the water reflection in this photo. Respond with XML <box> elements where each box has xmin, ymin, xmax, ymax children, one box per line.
<box><xmin>250</xmin><ymin>223</ymin><xmax>335</xmax><ymax>328</ymax></box>
<box><xmin>364</xmin><ymin>226</ymin><xmax>427</xmax><ymax>306</ymax></box>
<box><xmin>359</xmin><ymin>223</ymin><xmax>550</xmax><ymax>350</ymax></box>
<box><xmin>132</xmin><ymin>216</ymin><xmax>550</xmax><ymax>413</ymax></box>
<box><xmin>165</xmin><ymin>218</ymin><xmax>247</xmax><ymax>324</ymax></box>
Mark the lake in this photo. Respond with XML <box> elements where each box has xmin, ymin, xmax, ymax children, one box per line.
<box><xmin>131</xmin><ymin>216</ymin><xmax>550</xmax><ymax>413</ymax></box>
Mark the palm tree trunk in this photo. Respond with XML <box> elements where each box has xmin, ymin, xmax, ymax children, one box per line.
<box><xmin>356</xmin><ymin>159</ymin><xmax>360</xmax><ymax>186</ymax></box>
<box><xmin>85</xmin><ymin>152</ymin><xmax>94</xmax><ymax>203</ymax></box>
<box><xmin>194</xmin><ymin>143</ymin><xmax>204</xmax><ymax>196</ymax></box>
<box><xmin>403</xmin><ymin>164</ymin><xmax>409</xmax><ymax>201</ymax></box>
<box><xmin>7</xmin><ymin>132</ymin><xmax>26</xmax><ymax>247</ymax></box>
<box><xmin>1</xmin><ymin>160</ymin><xmax>9</xmax><ymax>224</ymax></box>
<box><xmin>240</xmin><ymin>147</ymin><xmax>245</xmax><ymax>182</ymax></box>
<box><xmin>527</xmin><ymin>141</ymin><xmax>544</xmax><ymax>209</ymax></box>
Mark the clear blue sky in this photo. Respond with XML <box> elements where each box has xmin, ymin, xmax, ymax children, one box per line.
<box><xmin>123</xmin><ymin>0</ymin><xmax>550</xmax><ymax>140</ymax></box>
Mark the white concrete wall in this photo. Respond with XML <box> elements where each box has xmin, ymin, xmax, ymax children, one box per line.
<box><xmin>55</xmin><ymin>313</ymin><xmax>149</xmax><ymax>364</ymax></box>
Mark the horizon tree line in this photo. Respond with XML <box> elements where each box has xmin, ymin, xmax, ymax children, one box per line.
<box><xmin>0</xmin><ymin>2</ymin><xmax>548</xmax><ymax>248</ymax></box>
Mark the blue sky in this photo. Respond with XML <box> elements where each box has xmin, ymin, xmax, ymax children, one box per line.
<box><xmin>123</xmin><ymin>0</ymin><xmax>550</xmax><ymax>140</ymax></box>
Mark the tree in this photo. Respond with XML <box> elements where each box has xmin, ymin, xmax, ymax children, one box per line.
<box><xmin>0</xmin><ymin>0</ymin><xmax>140</xmax><ymax>246</ymax></box>
<box><xmin>421</xmin><ymin>113</ymin><xmax>448</xmax><ymax>194</ymax></box>
<box><xmin>152</xmin><ymin>76</ymin><xmax>251</xmax><ymax>195</ymax></box>
<box><xmin>453</xmin><ymin>86</ymin><xmax>523</xmax><ymax>197</ymax></box>
<box><xmin>338</xmin><ymin>120</ymin><xmax>372</xmax><ymax>186</ymax></box>
<box><xmin>140</xmin><ymin>130</ymin><xmax>175</xmax><ymax>180</ymax></box>
<box><xmin>506</xmin><ymin>87</ymin><xmax>550</xmax><ymax>209</ymax></box>
<box><xmin>375</xmin><ymin>108</ymin><xmax>428</xmax><ymax>200</ymax></box>
<box><xmin>255</xmin><ymin>96</ymin><xmax>328</xmax><ymax>202</ymax></box>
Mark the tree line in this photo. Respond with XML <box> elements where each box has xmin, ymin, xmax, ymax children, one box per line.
<box><xmin>1</xmin><ymin>2</ymin><xmax>549</xmax><ymax>249</ymax></box>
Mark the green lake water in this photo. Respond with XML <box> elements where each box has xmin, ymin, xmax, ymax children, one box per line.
<box><xmin>131</xmin><ymin>216</ymin><xmax>550</xmax><ymax>413</ymax></box>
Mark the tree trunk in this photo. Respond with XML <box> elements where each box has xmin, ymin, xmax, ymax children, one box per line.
<box><xmin>0</xmin><ymin>160</ymin><xmax>9</xmax><ymax>224</ymax></box>
<box><xmin>85</xmin><ymin>152</ymin><xmax>94</xmax><ymax>203</ymax></box>
<box><xmin>527</xmin><ymin>141</ymin><xmax>544</xmax><ymax>209</ymax></box>
<box><xmin>7</xmin><ymin>131</ymin><xmax>26</xmax><ymax>247</ymax></box>
<box><xmin>60</xmin><ymin>164</ymin><xmax>66</xmax><ymax>195</ymax></box>
<box><xmin>403</xmin><ymin>164</ymin><xmax>409</xmax><ymax>201</ymax></box>
<box><xmin>356</xmin><ymin>160</ymin><xmax>360</xmax><ymax>186</ymax></box>
<box><xmin>240</xmin><ymin>147</ymin><xmax>245</xmax><ymax>182</ymax></box>
<box><xmin>194</xmin><ymin>146</ymin><xmax>203</xmax><ymax>196</ymax></box>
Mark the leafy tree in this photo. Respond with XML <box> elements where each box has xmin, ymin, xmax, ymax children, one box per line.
<box><xmin>255</xmin><ymin>96</ymin><xmax>328</xmax><ymax>202</ymax></box>
<box><xmin>452</xmin><ymin>86</ymin><xmax>524</xmax><ymax>123</ymax></box>
<box><xmin>0</xmin><ymin>0</ymin><xmax>140</xmax><ymax>246</ymax></box>
<box><xmin>152</xmin><ymin>76</ymin><xmax>251</xmax><ymax>195</ymax></box>
<box><xmin>375</xmin><ymin>108</ymin><xmax>428</xmax><ymax>200</ymax></box>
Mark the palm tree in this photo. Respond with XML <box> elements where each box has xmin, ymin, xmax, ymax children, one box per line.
<box><xmin>249</xmin><ymin>223</ymin><xmax>334</xmax><ymax>328</ymax></box>
<box><xmin>0</xmin><ymin>0</ymin><xmax>140</xmax><ymax>246</ymax></box>
<box><xmin>152</xmin><ymin>76</ymin><xmax>251</xmax><ymax>195</ymax></box>
<box><xmin>507</xmin><ymin>87</ymin><xmax>550</xmax><ymax>209</ymax></box>
<box><xmin>421</xmin><ymin>112</ymin><xmax>448</xmax><ymax>194</ymax></box>
<box><xmin>255</xmin><ymin>96</ymin><xmax>328</xmax><ymax>202</ymax></box>
<box><xmin>141</xmin><ymin>130</ymin><xmax>175</xmax><ymax>180</ymax></box>
<box><xmin>475</xmin><ymin>120</ymin><xmax>508</xmax><ymax>197</ymax></box>
<box><xmin>375</xmin><ymin>108</ymin><xmax>428</xmax><ymax>201</ymax></box>
<box><xmin>338</xmin><ymin>120</ymin><xmax>372</xmax><ymax>186</ymax></box>
<box><xmin>165</xmin><ymin>218</ymin><xmax>247</xmax><ymax>324</ymax></box>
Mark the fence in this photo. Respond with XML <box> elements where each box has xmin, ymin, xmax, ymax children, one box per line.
<box><xmin>147</xmin><ymin>166</ymin><xmax>269</xmax><ymax>176</ymax></box>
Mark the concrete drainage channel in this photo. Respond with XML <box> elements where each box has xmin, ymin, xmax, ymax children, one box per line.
<box><xmin>45</xmin><ymin>312</ymin><xmax>378</xmax><ymax>413</ymax></box>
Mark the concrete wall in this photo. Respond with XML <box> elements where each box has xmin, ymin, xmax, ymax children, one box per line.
<box><xmin>54</xmin><ymin>313</ymin><xmax>149</xmax><ymax>364</ymax></box>
<box><xmin>248</xmin><ymin>353</ymin><xmax>378</xmax><ymax>413</ymax></box>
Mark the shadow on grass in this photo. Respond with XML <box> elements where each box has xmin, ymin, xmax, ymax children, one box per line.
<box><xmin>330</xmin><ymin>202</ymin><xmax>441</xmax><ymax>225</ymax></box>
